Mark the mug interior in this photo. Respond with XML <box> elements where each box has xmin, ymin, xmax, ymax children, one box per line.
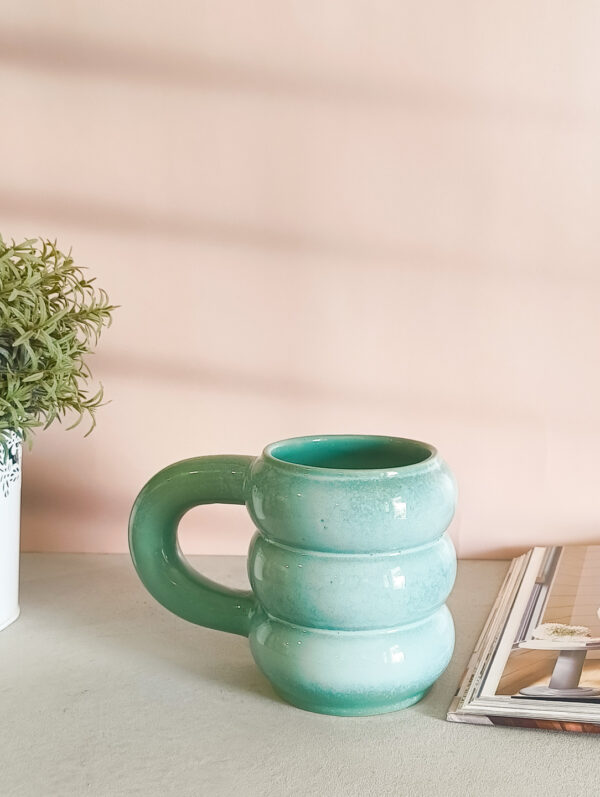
<box><xmin>266</xmin><ymin>435</ymin><xmax>434</xmax><ymax>471</ymax></box>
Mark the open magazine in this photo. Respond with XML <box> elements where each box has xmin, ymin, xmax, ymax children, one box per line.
<box><xmin>448</xmin><ymin>545</ymin><xmax>600</xmax><ymax>733</ymax></box>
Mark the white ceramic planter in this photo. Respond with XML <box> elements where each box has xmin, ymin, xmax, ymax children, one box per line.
<box><xmin>0</xmin><ymin>431</ymin><xmax>22</xmax><ymax>630</ymax></box>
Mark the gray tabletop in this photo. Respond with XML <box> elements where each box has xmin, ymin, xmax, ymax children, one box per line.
<box><xmin>1</xmin><ymin>554</ymin><xmax>598</xmax><ymax>797</ymax></box>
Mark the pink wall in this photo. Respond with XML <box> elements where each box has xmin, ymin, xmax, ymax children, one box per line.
<box><xmin>3</xmin><ymin>2</ymin><xmax>600</xmax><ymax>557</ymax></box>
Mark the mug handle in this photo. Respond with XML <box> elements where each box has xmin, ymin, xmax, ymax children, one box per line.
<box><xmin>128</xmin><ymin>455</ymin><xmax>257</xmax><ymax>637</ymax></box>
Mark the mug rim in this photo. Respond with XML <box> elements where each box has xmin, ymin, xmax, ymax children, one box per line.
<box><xmin>263</xmin><ymin>434</ymin><xmax>438</xmax><ymax>476</ymax></box>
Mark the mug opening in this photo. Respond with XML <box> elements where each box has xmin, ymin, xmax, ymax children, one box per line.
<box><xmin>265</xmin><ymin>435</ymin><xmax>435</xmax><ymax>472</ymax></box>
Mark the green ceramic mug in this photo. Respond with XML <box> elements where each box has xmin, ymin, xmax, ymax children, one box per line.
<box><xmin>129</xmin><ymin>434</ymin><xmax>457</xmax><ymax>716</ymax></box>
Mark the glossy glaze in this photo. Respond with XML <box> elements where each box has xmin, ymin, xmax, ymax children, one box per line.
<box><xmin>129</xmin><ymin>435</ymin><xmax>457</xmax><ymax>715</ymax></box>
<box><xmin>249</xmin><ymin>605</ymin><xmax>454</xmax><ymax>716</ymax></box>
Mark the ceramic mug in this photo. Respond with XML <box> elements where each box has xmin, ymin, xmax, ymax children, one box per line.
<box><xmin>129</xmin><ymin>434</ymin><xmax>457</xmax><ymax>716</ymax></box>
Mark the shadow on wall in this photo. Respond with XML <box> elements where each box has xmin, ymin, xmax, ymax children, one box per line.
<box><xmin>93</xmin><ymin>351</ymin><xmax>484</xmax><ymax>420</ymax></box>
<box><xmin>0</xmin><ymin>189</ymin><xmax>475</xmax><ymax>271</ymax></box>
<box><xmin>0</xmin><ymin>30</ymin><xmax>581</xmax><ymax>126</ymax></box>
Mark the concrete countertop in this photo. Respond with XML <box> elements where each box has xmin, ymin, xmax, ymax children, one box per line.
<box><xmin>1</xmin><ymin>554</ymin><xmax>597</xmax><ymax>796</ymax></box>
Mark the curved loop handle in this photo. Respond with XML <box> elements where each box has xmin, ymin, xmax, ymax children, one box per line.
<box><xmin>129</xmin><ymin>455</ymin><xmax>257</xmax><ymax>637</ymax></box>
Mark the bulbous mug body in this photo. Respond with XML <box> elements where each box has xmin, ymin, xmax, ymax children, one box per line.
<box><xmin>129</xmin><ymin>435</ymin><xmax>457</xmax><ymax>716</ymax></box>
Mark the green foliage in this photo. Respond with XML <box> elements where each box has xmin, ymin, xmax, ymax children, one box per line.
<box><xmin>0</xmin><ymin>236</ymin><xmax>116</xmax><ymax>445</ymax></box>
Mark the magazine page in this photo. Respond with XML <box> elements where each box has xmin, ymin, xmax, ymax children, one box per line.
<box><xmin>450</xmin><ymin>545</ymin><xmax>600</xmax><ymax>732</ymax></box>
<box><xmin>495</xmin><ymin>546</ymin><xmax>600</xmax><ymax>700</ymax></box>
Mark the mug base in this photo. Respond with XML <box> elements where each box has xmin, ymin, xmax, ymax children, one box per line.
<box><xmin>271</xmin><ymin>687</ymin><xmax>428</xmax><ymax>716</ymax></box>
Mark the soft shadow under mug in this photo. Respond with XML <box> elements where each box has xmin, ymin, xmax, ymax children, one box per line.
<box><xmin>129</xmin><ymin>434</ymin><xmax>457</xmax><ymax>716</ymax></box>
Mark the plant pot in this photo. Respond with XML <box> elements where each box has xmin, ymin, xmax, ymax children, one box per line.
<box><xmin>0</xmin><ymin>431</ymin><xmax>21</xmax><ymax>630</ymax></box>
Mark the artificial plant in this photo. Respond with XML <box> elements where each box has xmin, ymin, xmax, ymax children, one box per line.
<box><xmin>0</xmin><ymin>236</ymin><xmax>116</xmax><ymax>447</ymax></box>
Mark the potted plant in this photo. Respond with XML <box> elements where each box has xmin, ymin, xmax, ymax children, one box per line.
<box><xmin>0</xmin><ymin>236</ymin><xmax>115</xmax><ymax>629</ymax></box>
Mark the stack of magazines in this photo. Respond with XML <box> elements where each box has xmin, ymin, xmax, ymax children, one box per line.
<box><xmin>448</xmin><ymin>545</ymin><xmax>600</xmax><ymax>733</ymax></box>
